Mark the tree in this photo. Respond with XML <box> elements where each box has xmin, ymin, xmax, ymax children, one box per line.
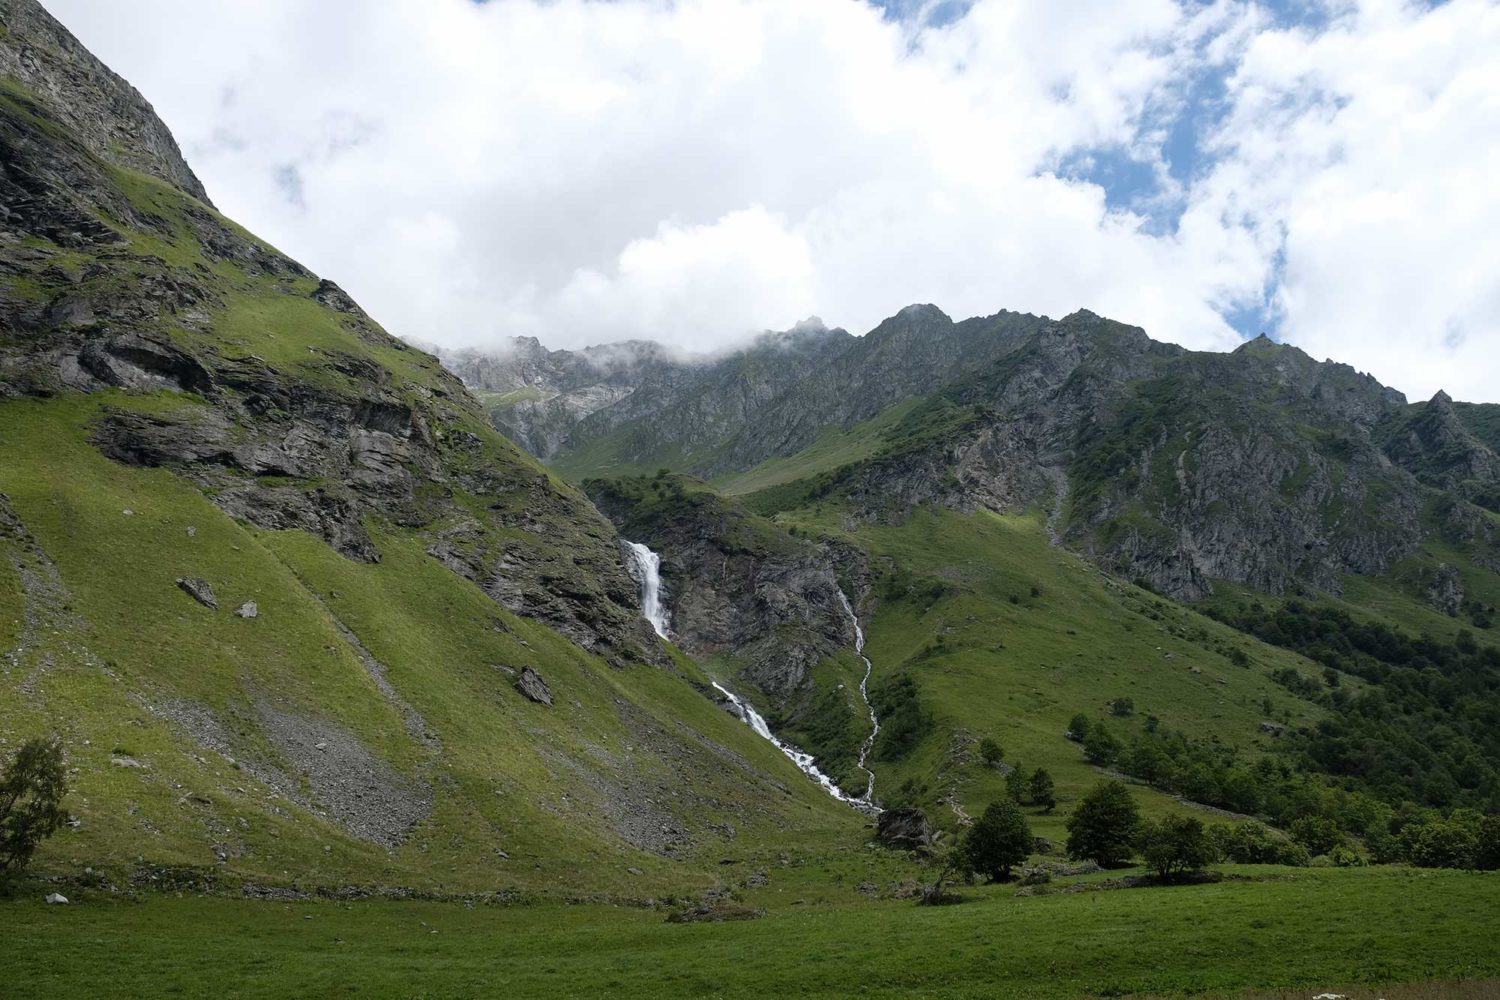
<box><xmin>977</xmin><ymin>736</ymin><xmax>1004</xmax><ymax>769</ymax></box>
<box><xmin>1208</xmin><ymin>822</ymin><xmax>1309</xmax><ymax>866</ymax></box>
<box><xmin>1289</xmin><ymin>815</ymin><xmax>1344</xmax><ymax>857</ymax></box>
<box><xmin>1137</xmin><ymin>814</ymin><xmax>1214</xmax><ymax>880</ymax></box>
<box><xmin>1083</xmin><ymin>723</ymin><xmax>1121</xmax><ymax>766</ymax></box>
<box><xmin>1067</xmin><ymin>714</ymin><xmax>1092</xmax><ymax>741</ymax></box>
<box><xmin>919</xmin><ymin>847</ymin><xmax>966</xmax><ymax>906</ymax></box>
<box><xmin>1065</xmin><ymin>780</ymin><xmax>1140</xmax><ymax>867</ymax></box>
<box><xmin>963</xmin><ymin>799</ymin><xmax>1033</xmax><ymax>882</ymax></box>
<box><xmin>1028</xmin><ymin>768</ymin><xmax>1056</xmax><ymax>813</ymax></box>
<box><xmin>0</xmin><ymin>737</ymin><xmax>68</xmax><ymax>880</ymax></box>
<box><xmin>1005</xmin><ymin>763</ymin><xmax>1027</xmax><ymax>802</ymax></box>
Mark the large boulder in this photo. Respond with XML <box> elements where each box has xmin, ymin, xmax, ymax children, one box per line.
<box><xmin>514</xmin><ymin>667</ymin><xmax>553</xmax><ymax>706</ymax></box>
<box><xmin>175</xmin><ymin>576</ymin><xmax>218</xmax><ymax>609</ymax></box>
<box><xmin>876</xmin><ymin>808</ymin><xmax>935</xmax><ymax>852</ymax></box>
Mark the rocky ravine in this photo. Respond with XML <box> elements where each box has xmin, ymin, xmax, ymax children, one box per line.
<box><xmin>587</xmin><ymin>475</ymin><xmax>868</xmax><ymax>701</ymax></box>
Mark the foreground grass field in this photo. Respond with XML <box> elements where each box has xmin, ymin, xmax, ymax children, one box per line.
<box><xmin>3</xmin><ymin>866</ymin><xmax>1495</xmax><ymax>999</ymax></box>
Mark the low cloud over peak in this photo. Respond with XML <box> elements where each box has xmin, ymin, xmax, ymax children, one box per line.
<box><xmin>46</xmin><ymin>0</ymin><xmax>1500</xmax><ymax>401</ymax></box>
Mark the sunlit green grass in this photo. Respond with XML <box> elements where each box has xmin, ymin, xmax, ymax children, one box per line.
<box><xmin>2</xmin><ymin>866</ymin><xmax>1494</xmax><ymax>999</ymax></box>
<box><xmin>774</xmin><ymin>504</ymin><xmax>1332</xmax><ymax>839</ymax></box>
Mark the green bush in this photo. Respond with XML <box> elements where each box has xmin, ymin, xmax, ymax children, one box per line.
<box><xmin>1083</xmin><ymin>723</ymin><xmax>1121</xmax><ymax>766</ymax></box>
<box><xmin>1137</xmin><ymin>814</ymin><xmax>1214</xmax><ymax>880</ymax></box>
<box><xmin>1028</xmin><ymin>768</ymin><xmax>1056</xmax><ymax>813</ymax></box>
<box><xmin>1290</xmin><ymin>816</ymin><xmax>1344</xmax><ymax>856</ymax></box>
<box><xmin>978</xmin><ymin>736</ymin><xmax>1003</xmax><ymax>768</ymax></box>
<box><xmin>962</xmin><ymin>799</ymin><xmax>1033</xmax><ymax>882</ymax></box>
<box><xmin>1066</xmin><ymin>780</ymin><xmax>1140</xmax><ymax>868</ymax></box>
<box><xmin>1067</xmin><ymin>714</ymin><xmax>1091</xmax><ymax>741</ymax></box>
<box><xmin>1207</xmin><ymin>822</ymin><xmax>1309</xmax><ymax>866</ymax></box>
<box><xmin>0</xmin><ymin>737</ymin><xmax>68</xmax><ymax>880</ymax></box>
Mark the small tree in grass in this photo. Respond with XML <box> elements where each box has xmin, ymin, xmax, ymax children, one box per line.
<box><xmin>977</xmin><ymin>736</ymin><xmax>1003</xmax><ymax>769</ymax></box>
<box><xmin>1065</xmin><ymin>780</ymin><xmax>1140</xmax><ymax>868</ymax></box>
<box><xmin>1083</xmin><ymin>723</ymin><xmax>1121</xmax><ymax>766</ymax></box>
<box><xmin>1</xmin><ymin>737</ymin><xmax>68</xmax><ymax>881</ymax></box>
<box><xmin>1289</xmin><ymin>815</ymin><xmax>1344</xmax><ymax>857</ymax></box>
<box><xmin>1137</xmin><ymin>813</ymin><xmax>1214</xmax><ymax>881</ymax></box>
<box><xmin>1028</xmin><ymin>768</ymin><xmax>1056</xmax><ymax>813</ymax></box>
<box><xmin>1067</xmin><ymin>714</ymin><xmax>1091</xmax><ymax>741</ymax></box>
<box><xmin>1005</xmin><ymin>762</ymin><xmax>1027</xmax><ymax>802</ymax></box>
<box><xmin>962</xmin><ymin>799</ymin><xmax>1033</xmax><ymax>882</ymax></box>
<box><xmin>919</xmin><ymin>847</ymin><xmax>966</xmax><ymax>906</ymax></box>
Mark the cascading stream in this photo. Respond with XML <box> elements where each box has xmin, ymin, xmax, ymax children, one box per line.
<box><xmin>621</xmin><ymin>539</ymin><xmax>879</xmax><ymax>815</ymax></box>
<box><xmin>837</xmin><ymin>589</ymin><xmax>881</xmax><ymax>809</ymax></box>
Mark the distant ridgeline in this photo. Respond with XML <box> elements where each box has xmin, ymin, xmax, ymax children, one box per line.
<box><xmin>455</xmin><ymin>297</ymin><xmax>1500</xmax><ymax>866</ymax></box>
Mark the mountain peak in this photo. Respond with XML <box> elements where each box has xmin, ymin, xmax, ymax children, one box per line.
<box><xmin>895</xmin><ymin>303</ymin><xmax>950</xmax><ymax>322</ymax></box>
<box><xmin>0</xmin><ymin>0</ymin><xmax>212</xmax><ymax>204</ymax></box>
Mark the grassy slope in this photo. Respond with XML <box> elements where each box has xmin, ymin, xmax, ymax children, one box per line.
<box><xmin>0</xmin><ymin>392</ymin><xmax>861</xmax><ymax>894</ymax></box>
<box><xmin>3</xmin><ymin>866</ymin><xmax>1496</xmax><ymax>999</ymax></box>
<box><xmin>0</xmin><ymin>71</ymin><xmax>866</xmax><ymax>892</ymax></box>
<box><xmin>715</xmin><ymin>398</ymin><xmax>924</xmax><ymax>496</ymax></box>
<box><xmin>770</xmin><ymin>504</ymin><xmax>1333</xmax><ymax>842</ymax></box>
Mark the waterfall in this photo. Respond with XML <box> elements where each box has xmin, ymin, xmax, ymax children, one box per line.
<box><xmin>621</xmin><ymin>538</ymin><xmax>878</xmax><ymax>815</ymax></box>
<box><xmin>709</xmin><ymin>682</ymin><xmax>871</xmax><ymax>810</ymax></box>
<box><xmin>838</xmin><ymin>589</ymin><xmax>881</xmax><ymax>809</ymax></box>
<box><xmin>622</xmin><ymin>541</ymin><xmax>670</xmax><ymax>639</ymax></box>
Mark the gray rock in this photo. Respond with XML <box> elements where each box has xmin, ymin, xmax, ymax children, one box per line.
<box><xmin>1428</xmin><ymin>564</ymin><xmax>1465</xmax><ymax>617</ymax></box>
<box><xmin>45</xmin><ymin>892</ymin><xmax>68</xmax><ymax>904</ymax></box>
<box><xmin>514</xmin><ymin>667</ymin><xmax>553</xmax><ymax>706</ymax></box>
<box><xmin>234</xmin><ymin>601</ymin><xmax>258</xmax><ymax>619</ymax></box>
<box><xmin>175</xmin><ymin>577</ymin><xmax>218</xmax><ymax>609</ymax></box>
<box><xmin>875</xmin><ymin>808</ymin><xmax>935</xmax><ymax>853</ymax></box>
<box><xmin>109</xmin><ymin>755</ymin><xmax>145</xmax><ymax>769</ymax></box>
<box><xmin>1260</xmin><ymin>721</ymin><xmax>1287</xmax><ymax>736</ymax></box>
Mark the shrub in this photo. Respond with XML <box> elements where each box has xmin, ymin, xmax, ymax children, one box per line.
<box><xmin>978</xmin><ymin>737</ymin><xmax>1003</xmax><ymax>768</ymax></box>
<box><xmin>1065</xmin><ymin>780</ymin><xmax>1140</xmax><ymax>867</ymax></box>
<box><xmin>1289</xmin><ymin>815</ymin><xmax>1344</xmax><ymax>856</ymax></box>
<box><xmin>0</xmin><ymin>737</ymin><xmax>68</xmax><ymax>880</ymax></box>
<box><xmin>1404</xmin><ymin>818</ymin><xmax>1480</xmax><ymax>869</ymax></box>
<box><xmin>1067</xmin><ymin>713</ymin><xmax>1091</xmax><ymax>741</ymax></box>
<box><xmin>1083</xmin><ymin>724</ymin><xmax>1121</xmax><ymax>766</ymax></box>
<box><xmin>1028</xmin><ymin>768</ymin><xmax>1056</xmax><ymax>813</ymax></box>
<box><xmin>1005</xmin><ymin>763</ymin><xmax>1027</xmax><ymax>803</ymax></box>
<box><xmin>962</xmin><ymin>799</ymin><xmax>1033</xmax><ymax>882</ymax></box>
<box><xmin>1108</xmin><ymin>697</ymin><xmax>1135</xmax><ymax>717</ymax></box>
<box><xmin>1207</xmin><ymin>822</ymin><xmax>1309</xmax><ymax>866</ymax></box>
<box><xmin>1137</xmin><ymin>814</ymin><xmax>1214</xmax><ymax>880</ymax></box>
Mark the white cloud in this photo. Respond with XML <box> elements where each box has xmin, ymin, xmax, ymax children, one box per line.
<box><xmin>41</xmin><ymin>0</ymin><xmax>1500</xmax><ymax>400</ymax></box>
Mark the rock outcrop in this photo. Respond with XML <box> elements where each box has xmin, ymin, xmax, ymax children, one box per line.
<box><xmin>876</xmin><ymin>808</ymin><xmax>935</xmax><ymax>852</ymax></box>
<box><xmin>587</xmin><ymin>475</ymin><xmax>865</xmax><ymax>699</ymax></box>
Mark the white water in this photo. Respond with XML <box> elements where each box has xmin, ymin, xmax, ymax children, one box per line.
<box><xmin>622</xmin><ymin>538</ymin><xmax>878</xmax><ymax>814</ymax></box>
<box><xmin>838</xmin><ymin>588</ymin><xmax>881</xmax><ymax>809</ymax></box>
<box><xmin>622</xmin><ymin>541</ymin><xmax>670</xmax><ymax>639</ymax></box>
<box><xmin>709</xmin><ymin>681</ymin><xmax>874</xmax><ymax>811</ymax></box>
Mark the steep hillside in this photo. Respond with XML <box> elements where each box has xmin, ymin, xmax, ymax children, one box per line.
<box><xmin>0</xmin><ymin>0</ymin><xmax>861</xmax><ymax>895</ymax></box>
<box><xmin>539</xmin><ymin>301</ymin><xmax>1500</xmax><ymax>850</ymax></box>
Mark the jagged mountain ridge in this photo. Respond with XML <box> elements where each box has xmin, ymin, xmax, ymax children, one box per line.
<box><xmin>461</xmin><ymin>307</ymin><xmax>1500</xmax><ymax>606</ymax></box>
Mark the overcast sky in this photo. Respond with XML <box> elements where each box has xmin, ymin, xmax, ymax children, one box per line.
<box><xmin>45</xmin><ymin>0</ymin><xmax>1500</xmax><ymax>402</ymax></box>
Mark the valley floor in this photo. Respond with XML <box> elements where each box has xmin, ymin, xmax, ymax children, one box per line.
<box><xmin>3</xmin><ymin>865</ymin><xmax>1495</xmax><ymax>999</ymax></box>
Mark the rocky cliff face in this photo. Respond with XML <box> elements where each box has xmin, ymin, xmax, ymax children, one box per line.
<box><xmin>0</xmin><ymin>0</ymin><xmax>209</xmax><ymax>202</ymax></box>
<box><xmin>587</xmin><ymin>475</ymin><xmax>866</xmax><ymax>700</ymax></box>
<box><xmin>0</xmin><ymin>0</ymin><xmax>659</xmax><ymax>660</ymax></box>
<box><xmin>441</xmin><ymin>321</ymin><xmax>856</xmax><ymax>467</ymax></box>
<box><xmin>537</xmin><ymin>301</ymin><xmax>1499</xmax><ymax>606</ymax></box>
